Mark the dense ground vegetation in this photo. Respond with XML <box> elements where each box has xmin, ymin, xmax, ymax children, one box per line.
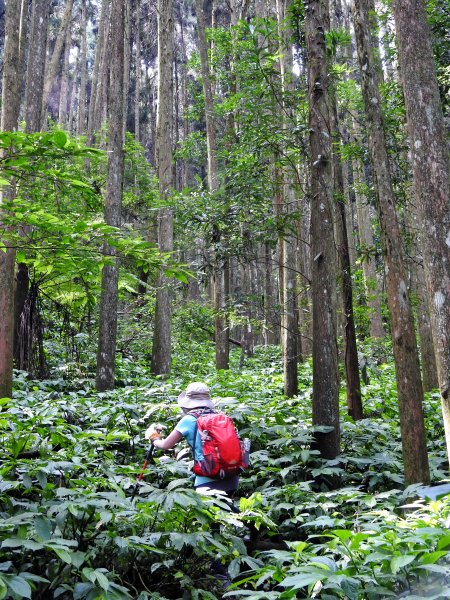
<box><xmin>1</xmin><ymin>334</ymin><xmax>449</xmax><ymax>599</ymax></box>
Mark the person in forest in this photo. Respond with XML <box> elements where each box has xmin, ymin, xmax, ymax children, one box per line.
<box><xmin>146</xmin><ymin>381</ymin><xmax>240</xmax><ymax>496</ymax></box>
<box><xmin>146</xmin><ymin>381</ymin><xmax>239</xmax><ymax>590</ymax></box>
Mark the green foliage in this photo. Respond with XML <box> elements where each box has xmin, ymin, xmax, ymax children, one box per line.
<box><xmin>0</xmin><ymin>341</ymin><xmax>447</xmax><ymax>598</ymax></box>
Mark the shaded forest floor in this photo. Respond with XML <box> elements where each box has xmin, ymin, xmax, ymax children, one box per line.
<box><xmin>1</xmin><ymin>340</ymin><xmax>450</xmax><ymax>599</ymax></box>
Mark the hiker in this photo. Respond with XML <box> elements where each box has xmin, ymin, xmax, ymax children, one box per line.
<box><xmin>146</xmin><ymin>381</ymin><xmax>240</xmax><ymax>496</ymax></box>
<box><xmin>146</xmin><ymin>381</ymin><xmax>242</xmax><ymax>591</ymax></box>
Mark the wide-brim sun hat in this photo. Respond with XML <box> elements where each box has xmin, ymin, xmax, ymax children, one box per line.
<box><xmin>178</xmin><ymin>382</ymin><xmax>214</xmax><ymax>410</ymax></box>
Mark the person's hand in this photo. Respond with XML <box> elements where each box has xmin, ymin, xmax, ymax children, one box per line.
<box><xmin>152</xmin><ymin>438</ymin><xmax>163</xmax><ymax>449</ymax></box>
<box><xmin>145</xmin><ymin>423</ymin><xmax>165</xmax><ymax>441</ymax></box>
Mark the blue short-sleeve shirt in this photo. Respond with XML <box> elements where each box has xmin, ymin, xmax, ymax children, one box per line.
<box><xmin>175</xmin><ymin>413</ymin><xmax>239</xmax><ymax>491</ymax></box>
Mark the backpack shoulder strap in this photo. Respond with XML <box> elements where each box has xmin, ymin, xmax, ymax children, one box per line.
<box><xmin>190</xmin><ymin>409</ymin><xmax>215</xmax><ymax>462</ymax></box>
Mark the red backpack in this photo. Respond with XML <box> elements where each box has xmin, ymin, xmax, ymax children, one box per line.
<box><xmin>191</xmin><ymin>410</ymin><xmax>247</xmax><ymax>479</ymax></box>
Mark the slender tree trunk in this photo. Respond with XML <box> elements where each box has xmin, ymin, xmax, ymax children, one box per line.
<box><xmin>391</xmin><ymin>0</ymin><xmax>450</xmax><ymax>461</ymax></box>
<box><xmin>297</xmin><ymin>194</ymin><xmax>312</xmax><ymax>355</ymax></box>
<box><xmin>264</xmin><ymin>241</ymin><xmax>279</xmax><ymax>345</ymax></box>
<box><xmin>352</xmin><ymin>0</ymin><xmax>429</xmax><ymax>485</ymax></box>
<box><xmin>58</xmin><ymin>24</ymin><xmax>72</xmax><ymax>127</ymax></box>
<box><xmin>78</xmin><ymin>0</ymin><xmax>88</xmax><ymax>135</ymax></box>
<box><xmin>411</xmin><ymin>248</ymin><xmax>439</xmax><ymax>392</ymax></box>
<box><xmin>41</xmin><ymin>0</ymin><xmax>74</xmax><ymax>126</ymax></box>
<box><xmin>0</xmin><ymin>0</ymin><xmax>21</xmax><ymax>398</ymax></box>
<box><xmin>67</xmin><ymin>47</ymin><xmax>79</xmax><ymax>133</ymax></box>
<box><xmin>332</xmin><ymin>116</ymin><xmax>363</xmax><ymax>419</ymax></box>
<box><xmin>24</xmin><ymin>0</ymin><xmax>49</xmax><ymax>132</ymax></box>
<box><xmin>87</xmin><ymin>0</ymin><xmax>109</xmax><ymax>142</ymax></box>
<box><xmin>97</xmin><ymin>14</ymin><xmax>112</xmax><ymax>136</ymax></box>
<box><xmin>15</xmin><ymin>0</ymin><xmax>49</xmax><ymax>371</ymax></box>
<box><xmin>96</xmin><ymin>0</ymin><xmax>125</xmax><ymax>391</ymax></box>
<box><xmin>195</xmin><ymin>0</ymin><xmax>229</xmax><ymax>370</ymax></box>
<box><xmin>305</xmin><ymin>0</ymin><xmax>340</xmax><ymax>459</ymax></box>
<box><xmin>134</xmin><ymin>0</ymin><xmax>141</xmax><ymax>142</ymax></box>
<box><xmin>122</xmin><ymin>0</ymin><xmax>132</xmax><ymax>139</ymax></box>
<box><xmin>18</xmin><ymin>0</ymin><xmax>30</xmax><ymax>120</ymax></box>
<box><xmin>151</xmin><ymin>0</ymin><xmax>174</xmax><ymax>376</ymax></box>
<box><xmin>276</xmin><ymin>0</ymin><xmax>298</xmax><ymax>397</ymax></box>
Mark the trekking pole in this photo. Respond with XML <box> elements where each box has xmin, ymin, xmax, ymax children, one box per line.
<box><xmin>130</xmin><ymin>442</ymin><xmax>155</xmax><ymax>502</ymax></box>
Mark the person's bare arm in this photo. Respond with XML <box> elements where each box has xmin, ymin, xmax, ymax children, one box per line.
<box><xmin>152</xmin><ymin>429</ymin><xmax>183</xmax><ymax>450</ymax></box>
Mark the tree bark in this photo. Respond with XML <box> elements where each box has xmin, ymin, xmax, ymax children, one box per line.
<box><xmin>391</xmin><ymin>0</ymin><xmax>450</xmax><ymax>460</ymax></box>
<box><xmin>305</xmin><ymin>0</ymin><xmax>340</xmax><ymax>459</ymax></box>
<box><xmin>332</xmin><ymin>118</ymin><xmax>363</xmax><ymax>419</ymax></box>
<box><xmin>276</xmin><ymin>0</ymin><xmax>299</xmax><ymax>397</ymax></box>
<box><xmin>24</xmin><ymin>0</ymin><xmax>49</xmax><ymax>132</ymax></box>
<box><xmin>96</xmin><ymin>0</ymin><xmax>125</xmax><ymax>391</ymax></box>
<box><xmin>78</xmin><ymin>0</ymin><xmax>88</xmax><ymax>135</ymax></box>
<box><xmin>195</xmin><ymin>0</ymin><xmax>229</xmax><ymax>370</ymax></box>
<box><xmin>87</xmin><ymin>0</ymin><xmax>109</xmax><ymax>142</ymax></box>
<box><xmin>18</xmin><ymin>0</ymin><xmax>30</xmax><ymax>121</ymax></box>
<box><xmin>134</xmin><ymin>0</ymin><xmax>141</xmax><ymax>142</ymax></box>
<box><xmin>41</xmin><ymin>0</ymin><xmax>74</xmax><ymax>126</ymax></box>
<box><xmin>151</xmin><ymin>0</ymin><xmax>174</xmax><ymax>376</ymax></box>
<box><xmin>15</xmin><ymin>0</ymin><xmax>49</xmax><ymax>372</ymax></box>
<box><xmin>352</xmin><ymin>0</ymin><xmax>429</xmax><ymax>485</ymax></box>
<box><xmin>58</xmin><ymin>23</ymin><xmax>72</xmax><ymax>127</ymax></box>
<box><xmin>412</xmin><ymin>249</ymin><xmax>439</xmax><ymax>392</ymax></box>
<box><xmin>0</xmin><ymin>0</ymin><xmax>21</xmax><ymax>398</ymax></box>
<box><xmin>122</xmin><ymin>0</ymin><xmax>132</xmax><ymax>139</ymax></box>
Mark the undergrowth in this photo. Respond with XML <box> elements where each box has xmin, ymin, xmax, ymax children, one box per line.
<box><xmin>0</xmin><ymin>343</ymin><xmax>449</xmax><ymax>599</ymax></box>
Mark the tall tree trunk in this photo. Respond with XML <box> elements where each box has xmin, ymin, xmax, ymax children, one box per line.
<box><xmin>18</xmin><ymin>0</ymin><xmax>30</xmax><ymax>121</ymax></box>
<box><xmin>0</xmin><ymin>0</ymin><xmax>21</xmax><ymax>398</ymax></box>
<box><xmin>87</xmin><ymin>0</ymin><xmax>109</xmax><ymax>142</ymax></box>
<box><xmin>297</xmin><ymin>194</ymin><xmax>312</xmax><ymax>356</ymax></box>
<box><xmin>328</xmin><ymin>0</ymin><xmax>362</xmax><ymax>419</ymax></box>
<box><xmin>411</xmin><ymin>247</ymin><xmax>439</xmax><ymax>392</ymax></box>
<box><xmin>78</xmin><ymin>0</ymin><xmax>88</xmax><ymax>135</ymax></box>
<box><xmin>332</xmin><ymin>115</ymin><xmax>363</xmax><ymax>420</ymax></box>
<box><xmin>97</xmin><ymin>13</ymin><xmax>112</xmax><ymax>137</ymax></box>
<box><xmin>58</xmin><ymin>24</ymin><xmax>72</xmax><ymax>127</ymax></box>
<box><xmin>305</xmin><ymin>0</ymin><xmax>340</xmax><ymax>459</ymax></box>
<box><xmin>352</xmin><ymin>0</ymin><xmax>429</xmax><ymax>485</ymax></box>
<box><xmin>195</xmin><ymin>0</ymin><xmax>229</xmax><ymax>370</ymax></box>
<box><xmin>24</xmin><ymin>0</ymin><xmax>49</xmax><ymax>132</ymax></box>
<box><xmin>41</xmin><ymin>0</ymin><xmax>74</xmax><ymax>126</ymax></box>
<box><xmin>67</xmin><ymin>47</ymin><xmax>78</xmax><ymax>133</ymax></box>
<box><xmin>390</xmin><ymin>0</ymin><xmax>450</xmax><ymax>461</ymax></box>
<box><xmin>96</xmin><ymin>0</ymin><xmax>125</xmax><ymax>391</ymax></box>
<box><xmin>122</xmin><ymin>0</ymin><xmax>132</xmax><ymax>139</ymax></box>
<box><xmin>15</xmin><ymin>0</ymin><xmax>49</xmax><ymax>371</ymax></box>
<box><xmin>151</xmin><ymin>0</ymin><xmax>174</xmax><ymax>376</ymax></box>
<box><xmin>263</xmin><ymin>241</ymin><xmax>279</xmax><ymax>345</ymax></box>
<box><xmin>276</xmin><ymin>0</ymin><xmax>299</xmax><ymax>397</ymax></box>
<box><xmin>134</xmin><ymin>0</ymin><xmax>141</xmax><ymax>142</ymax></box>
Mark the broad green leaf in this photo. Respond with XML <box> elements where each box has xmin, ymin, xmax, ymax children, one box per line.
<box><xmin>437</xmin><ymin>534</ymin><xmax>450</xmax><ymax>550</ymax></box>
<box><xmin>390</xmin><ymin>553</ymin><xmax>416</xmax><ymax>574</ymax></box>
<box><xmin>52</xmin><ymin>131</ymin><xmax>69</xmax><ymax>149</ymax></box>
<box><xmin>94</xmin><ymin>571</ymin><xmax>110</xmax><ymax>592</ymax></box>
<box><xmin>74</xmin><ymin>582</ymin><xmax>94</xmax><ymax>600</ymax></box>
<box><xmin>70</xmin><ymin>551</ymin><xmax>86</xmax><ymax>569</ymax></box>
<box><xmin>420</xmin><ymin>551</ymin><xmax>448</xmax><ymax>564</ymax></box>
<box><xmin>5</xmin><ymin>575</ymin><xmax>32</xmax><ymax>599</ymax></box>
<box><xmin>1</xmin><ymin>538</ymin><xmax>43</xmax><ymax>551</ymax></box>
<box><xmin>34</xmin><ymin>515</ymin><xmax>52</xmax><ymax>541</ymax></box>
<box><xmin>331</xmin><ymin>529</ymin><xmax>353</xmax><ymax>542</ymax></box>
<box><xmin>279</xmin><ymin>570</ymin><xmax>325</xmax><ymax>588</ymax></box>
<box><xmin>48</xmin><ymin>546</ymin><xmax>72</xmax><ymax>564</ymax></box>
